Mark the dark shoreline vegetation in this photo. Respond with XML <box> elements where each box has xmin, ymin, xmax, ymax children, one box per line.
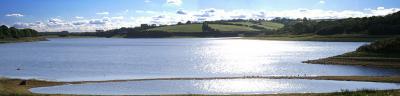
<box><xmin>304</xmin><ymin>37</ymin><xmax>400</xmax><ymax>68</ymax></box>
<box><xmin>0</xmin><ymin>25</ymin><xmax>47</xmax><ymax>43</ymax></box>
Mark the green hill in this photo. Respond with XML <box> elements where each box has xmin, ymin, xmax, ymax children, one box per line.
<box><xmin>147</xmin><ymin>23</ymin><xmax>269</xmax><ymax>32</ymax></box>
<box><xmin>228</xmin><ymin>21</ymin><xmax>284</xmax><ymax>30</ymax></box>
<box><xmin>260</xmin><ymin>22</ymin><xmax>285</xmax><ymax>30</ymax></box>
<box><xmin>209</xmin><ymin>24</ymin><xmax>260</xmax><ymax>32</ymax></box>
<box><xmin>148</xmin><ymin>24</ymin><xmax>202</xmax><ymax>32</ymax></box>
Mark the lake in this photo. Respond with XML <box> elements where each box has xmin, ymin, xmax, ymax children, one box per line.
<box><xmin>0</xmin><ymin>38</ymin><xmax>399</xmax><ymax>82</ymax></box>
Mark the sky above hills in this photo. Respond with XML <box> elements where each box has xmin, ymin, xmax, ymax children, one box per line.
<box><xmin>1</xmin><ymin>0</ymin><xmax>400</xmax><ymax>32</ymax></box>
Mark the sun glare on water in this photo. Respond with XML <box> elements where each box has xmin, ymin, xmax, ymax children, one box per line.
<box><xmin>196</xmin><ymin>39</ymin><xmax>306</xmax><ymax>74</ymax></box>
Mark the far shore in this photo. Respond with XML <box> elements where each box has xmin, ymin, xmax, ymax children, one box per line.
<box><xmin>1</xmin><ymin>34</ymin><xmax>396</xmax><ymax>44</ymax></box>
<box><xmin>0</xmin><ymin>37</ymin><xmax>48</xmax><ymax>44</ymax></box>
<box><xmin>1</xmin><ymin>76</ymin><xmax>400</xmax><ymax>96</ymax></box>
<box><xmin>33</xmin><ymin>34</ymin><xmax>400</xmax><ymax>42</ymax></box>
<box><xmin>246</xmin><ymin>34</ymin><xmax>399</xmax><ymax>42</ymax></box>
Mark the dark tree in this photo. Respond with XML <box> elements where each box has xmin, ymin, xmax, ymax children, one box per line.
<box><xmin>177</xmin><ymin>22</ymin><xmax>184</xmax><ymax>25</ymax></box>
<box><xmin>9</xmin><ymin>27</ymin><xmax>20</xmax><ymax>38</ymax></box>
<box><xmin>186</xmin><ymin>21</ymin><xmax>192</xmax><ymax>24</ymax></box>
<box><xmin>0</xmin><ymin>25</ymin><xmax>8</xmax><ymax>38</ymax></box>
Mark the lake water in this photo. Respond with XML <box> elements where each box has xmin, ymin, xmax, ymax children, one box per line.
<box><xmin>0</xmin><ymin>38</ymin><xmax>400</xmax><ymax>82</ymax></box>
<box><xmin>30</xmin><ymin>79</ymin><xmax>400</xmax><ymax>95</ymax></box>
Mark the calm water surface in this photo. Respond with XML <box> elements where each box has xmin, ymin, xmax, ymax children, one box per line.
<box><xmin>0</xmin><ymin>38</ymin><xmax>399</xmax><ymax>81</ymax></box>
<box><xmin>30</xmin><ymin>79</ymin><xmax>400</xmax><ymax>95</ymax></box>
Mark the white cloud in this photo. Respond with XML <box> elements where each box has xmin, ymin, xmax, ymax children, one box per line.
<box><xmin>75</xmin><ymin>16</ymin><xmax>84</xmax><ymax>19</ymax></box>
<box><xmin>5</xmin><ymin>13</ymin><xmax>24</xmax><ymax>17</ymax></box>
<box><xmin>366</xmin><ymin>7</ymin><xmax>400</xmax><ymax>16</ymax></box>
<box><xmin>89</xmin><ymin>19</ymin><xmax>107</xmax><ymax>25</ymax></box>
<box><xmin>72</xmin><ymin>21</ymin><xmax>87</xmax><ymax>25</ymax></box>
<box><xmin>319</xmin><ymin>0</ymin><xmax>325</xmax><ymax>4</ymax></box>
<box><xmin>166</xmin><ymin>0</ymin><xmax>182</xmax><ymax>6</ymax></box>
<box><xmin>48</xmin><ymin>18</ymin><xmax>63</xmax><ymax>24</ymax></box>
<box><xmin>96</xmin><ymin>12</ymin><xmax>109</xmax><ymax>15</ymax></box>
<box><xmin>378</xmin><ymin>7</ymin><xmax>385</xmax><ymax>10</ymax></box>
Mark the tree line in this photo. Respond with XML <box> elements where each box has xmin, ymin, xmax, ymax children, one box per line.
<box><xmin>278</xmin><ymin>11</ymin><xmax>400</xmax><ymax>35</ymax></box>
<box><xmin>0</xmin><ymin>25</ymin><xmax>39</xmax><ymax>39</ymax></box>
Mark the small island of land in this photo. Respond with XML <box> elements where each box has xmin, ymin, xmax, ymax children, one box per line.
<box><xmin>304</xmin><ymin>37</ymin><xmax>400</xmax><ymax>68</ymax></box>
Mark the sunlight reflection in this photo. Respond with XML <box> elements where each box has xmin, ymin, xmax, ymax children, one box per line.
<box><xmin>196</xmin><ymin>39</ymin><xmax>307</xmax><ymax>74</ymax></box>
<box><xmin>195</xmin><ymin>79</ymin><xmax>291</xmax><ymax>93</ymax></box>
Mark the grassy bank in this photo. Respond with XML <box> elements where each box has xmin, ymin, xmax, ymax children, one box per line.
<box><xmin>247</xmin><ymin>34</ymin><xmax>397</xmax><ymax>42</ymax></box>
<box><xmin>0</xmin><ymin>78</ymin><xmax>65</xmax><ymax>96</ymax></box>
<box><xmin>1</xmin><ymin>76</ymin><xmax>400</xmax><ymax>96</ymax></box>
<box><xmin>0</xmin><ymin>37</ymin><xmax>48</xmax><ymax>44</ymax></box>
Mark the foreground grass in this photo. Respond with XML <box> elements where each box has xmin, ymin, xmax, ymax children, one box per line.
<box><xmin>0</xmin><ymin>78</ymin><xmax>66</xmax><ymax>96</ymax></box>
<box><xmin>1</xmin><ymin>76</ymin><xmax>400</xmax><ymax>96</ymax></box>
<box><xmin>248</xmin><ymin>34</ymin><xmax>397</xmax><ymax>42</ymax></box>
<box><xmin>0</xmin><ymin>37</ymin><xmax>48</xmax><ymax>44</ymax></box>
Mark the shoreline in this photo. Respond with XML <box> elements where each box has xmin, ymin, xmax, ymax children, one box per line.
<box><xmin>246</xmin><ymin>34</ymin><xmax>398</xmax><ymax>42</ymax></box>
<box><xmin>0</xmin><ymin>37</ymin><xmax>48</xmax><ymax>44</ymax></box>
<box><xmin>33</xmin><ymin>34</ymin><xmax>399</xmax><ymax>42</ymax></box>
<box><xmin>303</xmin><ymin>56</ymin><xmax>400</xmax><ymax>68</ymax></box>
<box><xmin>2</xmin><ymin>76</ymin><xmax>400</xmax><ymax>96</ymax></box>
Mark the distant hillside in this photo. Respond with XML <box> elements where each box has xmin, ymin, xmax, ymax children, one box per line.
<box><xmin>76</xmin><ymin>11</ymin><xmax>400</xmax><ymax>38</ymax></box>
<box><xmin>148</xmin><ymin>24</ymin><xmax>203</xmax><ymax>32</ymax></box>
<box><xmin>208</xmin><ymin>24</ymin><xmax>259</xmax><ymax>32</ymax></box>
<box><xmin>228</xmin><ymin>21</ymin><xmax>284</xmax><ymax>30</ymax></box>
<box><xmin>147</xmin><ymin>21</ymin><xmax>278</xmax><ymax>32</ymax></box>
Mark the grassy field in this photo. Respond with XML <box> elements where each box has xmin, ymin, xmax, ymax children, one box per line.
<box><xmin>260</xmin><ymin>21</ymin><xmax>285</xmax><ymax>30</ymax></box>
<box><xmin>247</xmin><ymin>34</ymin><xmax>398</xmax><ymax>42</ymax></box>
<box><xmin>228</xmin><ymin>21</ymin><xmax>284</xmax><ymax>30</ymax></box>
<box><xmin>147</xmin><ymin>22</ymin><xmax>283</xmax><ymax>33</ymax></box>
<box><xmin>148</xmin><ymin>24</ymin><xmax>203</xmax><ymax>32</ymax></box>
<box><xmin>209</xmin><ymin>24</ymin><xmax>259</xmax><ymax>32</ymax></box>
<box><xmin>0</xmin><ymin>37</ymin><xmax>48</xmax><ymax>44</ymax></box>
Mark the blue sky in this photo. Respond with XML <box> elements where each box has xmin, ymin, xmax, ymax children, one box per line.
<box><xmin>1</xmin><ymin>0</ymin><xmax>400</xmax><ymax>32</ymax></box>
